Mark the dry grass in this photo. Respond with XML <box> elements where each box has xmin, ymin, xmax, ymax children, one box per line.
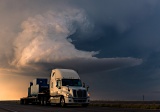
<box><xmin>90</xmin><ymin>101</ymin><xmax>160</xmax><ymax>109</ymax></box>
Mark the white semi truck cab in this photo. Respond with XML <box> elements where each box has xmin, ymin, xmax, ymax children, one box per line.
<box><xmin>20</xmin><ymin>69</ymin><xmax>90</xmax><ymax>107</ymax></box>
<box><xmin>49</xmin><ymin>69</ymin><xmax>90</xmax><ymax>107</ymax></box>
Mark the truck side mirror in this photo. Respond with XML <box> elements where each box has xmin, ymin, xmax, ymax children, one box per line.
<box><xmin>57</xmin><ymin>86</ymin><xmax>61</xmax><ymax>89</ymax></box>
<box><xmin>58</xmin><ymin>86</ymin><xmax>61</xmax><ymax>89</ymax></box>
<box><xmin>87</xmin><ymin>85</ymin><xmax>89</xmax><ymax>91</ymax></box>
<box><xmin>66</xmin><ymin>85</ymin><xmax>70</xmax><ymax>91</ymax></box>
<box><xmin>56</xmin><ymin>84</ymin><xmax>61</xmax><ymax>89</ymax></box>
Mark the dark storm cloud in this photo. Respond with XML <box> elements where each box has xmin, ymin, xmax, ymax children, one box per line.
<box><xmin>70</xmin><ymin>0</ymin><xmax>159</xmax><ymax>36</ymax></box>
<box><xmin>26</xmin><ymin>57</ymin><xmax>142</xmax><ymax>74</ymax></box>
<box><xmin>56</xmin><ymin>58</ymin><xmax>142</xmax><ymax>73</ymax></box>
<box><xmin>65</xmin><ymin>0</ymin><xmax>160</xmax><ymax>60</ymax></box>
<box><xmin>3</xmin><ymin>3</ymin><xmax>141</xmax><ymax>75</ymax></box>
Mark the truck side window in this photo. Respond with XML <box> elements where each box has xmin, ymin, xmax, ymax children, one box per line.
<box><xmin>52</xmin><ymin>72</ymin><xmax>55</xmax><ymax>77</ymax></box>
<box><xmin>56</xmin><ymin>80</ymin><xmax>61</xmax><ymax>88</ymax></box>
<box><xmin>51</xmin><ymin>82</ymin><xmax>53</xmax><ymax>88</ymax></box>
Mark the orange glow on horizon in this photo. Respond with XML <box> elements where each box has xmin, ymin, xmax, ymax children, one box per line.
<box><xmin>0</xmin><ymin>70</ymin><xmax>36</xmax><ymax>100</ymax></box>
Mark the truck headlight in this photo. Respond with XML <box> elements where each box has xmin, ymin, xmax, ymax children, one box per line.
<box><xmin>66</xmin><ymin>93</ymin><xmax>72</xmax><ymax>98</ymax></box>
<box><xmin>87</xmin><ymin>93</ymin><xmax>90</xmax><ymax>97</ymax></box>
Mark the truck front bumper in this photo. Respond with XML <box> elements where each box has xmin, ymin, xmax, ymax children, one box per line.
<box><xmin>64</xmin><ymin>97</ymin><xmax>90</xmax><ymax>104</ymax></box>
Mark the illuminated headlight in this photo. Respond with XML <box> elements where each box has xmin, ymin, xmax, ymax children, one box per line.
<box><xmin>87</xmin><ymin>93</ymin><xmax>90</xmax><ymax>97</ymax></box>
<box><xmin>66</xmin><ymin>93</ymin><xmax>72</xmax><ymax>98</ymax></box>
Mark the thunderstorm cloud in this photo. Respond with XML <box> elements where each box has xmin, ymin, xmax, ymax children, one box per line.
<box><xmin>5</xmin><ymin>9</ymin><xmax>142</xmax><ymax>74</ymax></box>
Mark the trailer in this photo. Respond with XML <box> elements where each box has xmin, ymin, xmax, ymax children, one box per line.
<box><xmin>20</xmin><ymin>69</ymin><xmax>90</xmax><ymax>107</ymax></box>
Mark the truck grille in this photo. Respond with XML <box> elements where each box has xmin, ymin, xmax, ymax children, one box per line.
<box><xmin>73</xmin><ymin>90</ymin><xmax>87</xmax><ymax>98</ymax></box>
<box><xmin>73</xmin><ymin>99</ymin><xmax>86</xmax><ymax>103</ymax></box>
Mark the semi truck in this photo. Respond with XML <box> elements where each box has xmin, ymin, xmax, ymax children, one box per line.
<box><xmin>20</xmin><ymin>69</ymin><xmax>90</xmax><ymax>107</ymax></box>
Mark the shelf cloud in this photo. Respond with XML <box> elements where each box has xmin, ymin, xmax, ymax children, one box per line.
<box><xmin>2</xmin><ymin>9</ymin><xmax>142</xmax><ymax>74</ymax></box>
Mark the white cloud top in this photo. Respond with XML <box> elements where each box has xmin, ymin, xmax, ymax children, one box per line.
<box><xmin>13</xmin><ymin>10</ymin><xmax>98</xmax><ymax>67</ymax></box>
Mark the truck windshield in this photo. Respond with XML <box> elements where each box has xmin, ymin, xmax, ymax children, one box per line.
<box><xmin>62</xmin><ymin>79</ymin><xmax>82</xmax><ymax>87</ymax></box>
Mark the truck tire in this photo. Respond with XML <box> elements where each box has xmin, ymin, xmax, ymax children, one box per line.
<box><xmin>40</xmin><ymin>97</ymin><xmax>48</xmax><ymax>105</ymax></box>
<box><xmin>24</xmin><ymin>100</ymin><xmax>28</xmax><ymax>105</ymax></box>
<box><xmin>20</xmin><ymin>99</ymin><xmax>24</xmax><ymax>105</ymax></box>
<box><xmin>43</xmin><ymin>97</ymin><xmax>47</xmax><ymax>105</ymax></box>
<box><xmin>60</xmin><ymin>97</ymin><xmax>66</xmax><ymax>107</ymax></box>
<box><xmin>40</xmin><ymin>97</ymin><xmax>44</xmax><ymax>105</ymax></box>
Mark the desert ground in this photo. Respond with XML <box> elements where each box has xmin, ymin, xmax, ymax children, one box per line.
<box><xmin>0</xmin><ymin>100</ymin><xmax>160</xmax><ymax>112</ymax></box>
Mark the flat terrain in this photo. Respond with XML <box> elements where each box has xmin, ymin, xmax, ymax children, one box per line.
<box><xmin>0</xmin><ymin>101</ymin><xmax>160</xmax><ymax>112</ymax></box>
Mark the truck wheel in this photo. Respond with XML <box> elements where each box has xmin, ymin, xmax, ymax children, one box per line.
<box><xmin>60</xmin><ymin>97</ymin><xmax>66</xmax><ymax>107</ymax></box>
<box><xmin>24</xmin><ymin>100</ymin><xmax>28</xmax><ymax>105</ymax></box>
<box><xmin>43</xmin><ymin>97</ymin><xmax>47</xmax><ymax>105</ymax></box>
<box><xmin>20</xmin><ymin>99</ymin><xmax>24</xmax><ymax>105</ymax></box>
<box><xmin>40</xmin><ymin>97</ymin><xmax>44</xmax><ymax>105</ymax></box>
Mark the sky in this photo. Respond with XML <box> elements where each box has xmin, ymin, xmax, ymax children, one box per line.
<box><xmin>0</xmin><ymin>0</ymin><xmax>160</xmax><ymax>101</ymax></box>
